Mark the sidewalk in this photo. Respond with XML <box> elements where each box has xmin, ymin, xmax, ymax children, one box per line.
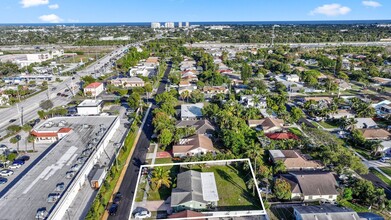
<box><xmin>102</xmin><ymin>103</ymin><xmax>152</xmax><ymax>220</ymax></box>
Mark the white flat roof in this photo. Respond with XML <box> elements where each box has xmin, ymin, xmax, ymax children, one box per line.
<box><xmin>78</xmin><ymin>99</ymin><xmax>103</xmax><ymax>107</ymax></box>
<box><xmin>269</xmin><ymin>150</ymin><xmax>285</xmax><ymax>158</ymax></box>
<box><xmin>201</xmin><ymin>172</ymin><xmax>219</xmax><ymax>202</ymax></box>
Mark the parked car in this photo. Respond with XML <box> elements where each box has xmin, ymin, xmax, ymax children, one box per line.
<box><xmin>17</xmin><ymin>155</ymin><xmax>30</xmax><ymax>162</ymax></box>
<box><xmin>108</xmin><ymin>204</ymin><xmax>118</xmax><ymax>216</ymax></box>
<box><xmin>113</xmin><ymin>192</ymin><xmax>122</xmax><ymax>204</ymax></box>
<box><xmin>0</xmin><ymin>169</ymin><xmax>14</xmax><ymax>177</ymax></box>
<box><xmin>9</xmin><ymin>163</ymin><xmax>21</xmax><ymax>169</ymax></box>
<box><xmin>13</xmin><ymin>159</ymin><xmax>25</xmax><ymax>165</ymax></box>
<box><xmin>9</xmin><ymin>119</ymin><xmax>16</xmax><ymax>123</ymax></box>
<box><xmin>0</xmin><ymin>177</ymin><xmax>7</xmax><ymax>184</ymax></box>
<box><xmin>57</xmin><ymin>93</ymin><xmax>62</xmax><ymax>96</ymax></box>
<box><xmin>70</xmin><ymin>164</ymin><xmax>81</xmax><ymax>172</ymax></box>
<box><xmin>134</xmin><ymin>211</ymin><xmax>151</xmax><ymax>219</ymax></box>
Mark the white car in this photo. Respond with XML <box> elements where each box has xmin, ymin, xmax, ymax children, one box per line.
<box><xmin>9</xmin><ymin>164</ymin><xmax>21</xmax><ymax>169</ymax></box>
<box><xmin>0</xmin><ymin>169</ymin><xmax>14</xmax><ymax>176</ymax></box>
<box><xmin>135</xmin><ymin>211</ymin><xmax>151</xmax><ymax>219</ymax></box>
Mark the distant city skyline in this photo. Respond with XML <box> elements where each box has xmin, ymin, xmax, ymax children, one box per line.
<box><xmin>0</xmin><ymin>0</ymin><xmax>390</xmax><ymax>24</ymax></box>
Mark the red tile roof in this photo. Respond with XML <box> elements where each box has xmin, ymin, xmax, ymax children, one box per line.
<box><xmin>168</xmin><ymin>210</ymin><xmax>206</xmax><ymax>219</ymax></box>
<box><xmin>85</xmin><ymin>82</ymin><xmax>102</xmax><ymax>89</ymax></box>
<box><xmin>30</xmin><ymin>130</ymin><xmax>58</xmax><ymax>138</ymax></box>
<box><xmin>58</xmin><ymin>127</ymin><xmax>72</xmax><ymax>133</ymax></box>
<box><xmin>266</xmin><ymin>132</ymin><xmax>298</xmax><ymax>140</ymax></box>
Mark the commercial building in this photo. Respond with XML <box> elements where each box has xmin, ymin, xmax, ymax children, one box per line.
<box><xmin>77</xmin><ymin>99</ymin><xmax>103</xmax><ymax>115</ymax></box>
<box><xmin>83</xmin><ymin>82</ymin><xmax>104</xmax><ymax>97</ymax></box>
<box><xmin>0</xmin><ymin>49</ymin><xmax>64</xmax><ymax>68</ymax></box>
<box><xmin>151</xmin><ymin>22</ymin><xmax>161</xmax><ymax>28</ymax></box>
<box><xmin>0</xmin><ymin>116</ymin><xmax>121</xmax><ymax>220</ymax></box>
<box><xmin>165</xmin><ymin>22</ymin><xmax>175</xmax><ymax>28</ymax></box>
<box><xmin>110</xmin><ymin>77</ymin><xmax>145</xmax><ymax>88</ymax></box>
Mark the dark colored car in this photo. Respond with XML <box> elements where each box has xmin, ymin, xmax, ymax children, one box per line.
<box><xmin>64</xmin><ymin>89</ymin><xmax>70</xmax><ymax>92</ymax></box>
<box><xmin>71</xmin><ymin>77</ymin><xmax>75</xmax><ymax>80</ymax></box>
<box><xmin>113</xmin><ymin>192</ymin><xmax>122</xmax><ymax>204</ymax></box>
<box><xmin>17</xmin><ymin>155</ymin><xmax>30</xmax><ymax>162</ymax></box>
<box><xmin>13</xmin><ymin>159</ymin><xmax>25</xmax><ymax>165</ymax></box>
<box><xmin>9</xmin><ymin>119</ymin><xmax>16</xmax><ymax>123</ymax></box>
<box><xmin>57</xmin><ymin>93</ymin><xmax>62</xmax><ymax>96</ymax></box>
<box><xmin>108</xmin><ymin>204</ymin><xmax>118</xmax><ymax>216</ymax></box>
<box><xmin>0</xmin><ymin>177</ymin><xmax>7</xmax><ymax>184</ymax></box>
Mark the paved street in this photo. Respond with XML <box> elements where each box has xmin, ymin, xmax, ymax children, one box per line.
<box><xmin>0</xmin><ymin>45</ymin><xmax>129</xmax><ymax>138</ymax></box>
<box><xmin>109</xmin><ymin>63</ymin><xmax>171</xmax><ymax>220</ymax></box>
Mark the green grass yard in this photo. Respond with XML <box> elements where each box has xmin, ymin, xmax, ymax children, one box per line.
<box><xmin>379</xmin><ymin>167</ymin><xmax>391</xmax><ymax>178</ymax></box>
<box><xmin>370</xmin><ymin>168</ymin><xmax>391</xmax><ymax>186</ymax></box>
<box><xmin>198</xmin><ymin>165</ymin><xmax>262</xmax><ymax>211</ymax></box>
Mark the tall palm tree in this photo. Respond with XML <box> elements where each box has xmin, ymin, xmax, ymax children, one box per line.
<box><xmin>150</xmin><ymin>167</ymin><xmax>172</xmax><ymax>191</ymax></box>
<box><xmin>27</xmin><ymin>135</ymin><xmax>36</xmax><ymax>152</ymax></box>
<box><xmin>180</xmin><ymin>91</ymin><xmax>190</xmax><ymax>103</ymax></box>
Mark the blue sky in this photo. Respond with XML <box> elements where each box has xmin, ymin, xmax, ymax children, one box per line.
<box><xmin>1</xmin><ymin>0</ymin><xmax>390</xmax><ymax>23</ymax></box>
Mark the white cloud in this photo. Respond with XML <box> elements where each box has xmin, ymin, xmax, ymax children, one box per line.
<box><xmin>48</xmin><ymin>4</ymin><xmax>59</xmax><ymax>9</ymax></box>
<box><xmin>310</xmin><ymin>3</ymin><xmax>351</xmax><ymax>16</ymax></box>
<box><xmin>20</xmin><ymin>0</ymin><xmax>49</xmax><ymax>8</ymax></box>
<box><xmin>39</xmin><ymin>14</ymin><xmax>63</xmax><ymax>23</ymax></box>
<box><xmin>362</xmin><ymin>1</ymin><xmax>382</xmax><ymax>8</ymax></box>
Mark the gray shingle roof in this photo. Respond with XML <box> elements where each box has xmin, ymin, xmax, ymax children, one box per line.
<box><xmin>171</xmin><ymin>170</ymin><xmax>205</xmax><ymax>206</ymax></box>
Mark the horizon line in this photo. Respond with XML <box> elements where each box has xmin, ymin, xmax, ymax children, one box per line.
<box><xmin>1</xmin><ymin>19</ymin><xmax>391</xmax><ymax>25</ymax></box>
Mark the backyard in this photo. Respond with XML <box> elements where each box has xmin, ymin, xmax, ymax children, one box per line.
<box><xmin>190</xmin><ymin>164</ymin><xmax>263</xmax><ymax>211</ymax></box>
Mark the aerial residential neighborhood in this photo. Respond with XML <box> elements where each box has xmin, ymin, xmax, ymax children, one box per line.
<box><xmin>0</xmin><ymin>1</ymin><xmax>391</xmax><ymax>220</ymax></box>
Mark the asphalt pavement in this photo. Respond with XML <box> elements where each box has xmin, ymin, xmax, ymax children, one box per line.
<box><xmin>109</xmin><ymin>63</ymin><xmax>171</xmax><ymax>220</ymax></box>
<box><xmin>0</xmin><ymin>45</ymin><xmax>129</xmax><ymax>138</ymax></box>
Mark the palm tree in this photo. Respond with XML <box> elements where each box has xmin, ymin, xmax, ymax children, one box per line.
<box><xmin>180</xmin><ymin>90</ymin><xmax>190</xmax><ymax>103</ymax></box>
<box><xmin>10</xmin><ymin>136</ymin><xmax>20</xmax><ymax>153</ymax></box>
<box><xmin>27</xmin><ymin>135</ymin><xmax>36</xmax><ymax>152</ymax></box>
<box><xmin>150</xmin><ymin>167</ymin><xmax>172</xmax><ymax>191</ymax></box>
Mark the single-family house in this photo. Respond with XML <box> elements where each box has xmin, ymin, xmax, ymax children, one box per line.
<box><xmin>248</xmin><ymin>117</ymin><xmax>284</xmax><ymax>133</ymax></box>
<box><xmin>359</xmin><ymin>129</ymin><xmax>390</xmax><ymax>140</ymax></box>
<box><xmin>354</xmin><ymin>118</ymin><xmax>377</xmax><ymax>129</ymax></box>
<box><xmin>179</xmin><ymin>80</ymin><xmax>191</xmax><ymax>87</ymax></box>
<box><xmin>293</xmin><ymin>205</ymin><xmax>360</xmax><ymax>220</ymax></box>
<box><xmin>181</xmin><ymin>103</ymin><xmax>204</xmax><ymax>120</ymax></box>
<box><xmin>240</xmin><ymin>95</ymin><xmax>267</xmax><ymax>109</ymax></box>
<box><xmin>173</xmin><ymin>134</ymin><xmax>215</xmax><ymax>157</ymax></box>
<box><xmin>279</xmin><ymin>171</ymin><xmax>339</xmax><ymax>202</ymax></box>
<box><xmin>328</xmin><ymin>110</ymin><xmax>354</xmax><ymax>119</ymax></box>
<box><xmin>84</xmin><ymin>82</ymin><xmax>104</xmax><ymax>97</ymax></box>
<box><xmin>176</xmin><ymin>120</ymin><xmax>215</xmax><ymax>135</ymax></box>
<box><xmin>286</xmin><ymin>74</ymin><xmax>300</xmax><ymax>83</ymax></box>
<box><xmin>171</xmin><ymin>170</ymin><xmax>219</xmax><ymax>211</ymax></box>
<box><xmin>145</xmin><ymin>57</ymin><xmax>159</xmax><ymax>67</ymax></box>
<box><xmin>202</xmin><ymin>85</ymin><xmax>229</xmax><ymax>95</ymax></box>
<box><xmin>269</xmin><ymin>150</ymin><xmax>323</xmax><ymax>171</ymax></box>
<box><xmin>178</xmin><ymin>85</ymin><xmax>197</xmax><ymax>95</ymax></box>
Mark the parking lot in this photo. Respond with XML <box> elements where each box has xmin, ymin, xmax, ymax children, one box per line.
<box><xmin>0</xmin><ymin>116</ymin><xmax>118</xmax><ymax>219</ymax></box>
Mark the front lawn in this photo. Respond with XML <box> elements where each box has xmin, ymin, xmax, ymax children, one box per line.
<box><xmin>370</xmin><ymin>168</ymin><xmax>391</xmax><ymax>186</ymax></box>
<box><xmin>318</xmin><ymin>121</ymin><xmax>338</xmax><ymax>129</ymax></box>
<box><xmin>379</xmin><ymin>167</ymin><xmax>391</xmax><ymax>177</ymax></box>
<box><xmin>147</xmin><ymin>164</ymin><xmax>179</xmax><ymax>201</ymax></box>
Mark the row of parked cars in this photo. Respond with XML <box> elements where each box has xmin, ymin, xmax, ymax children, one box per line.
<box><xmin>0</xmin><ymin>155</ymin><xmax>30</xmax><ymax>184</ymax></box>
